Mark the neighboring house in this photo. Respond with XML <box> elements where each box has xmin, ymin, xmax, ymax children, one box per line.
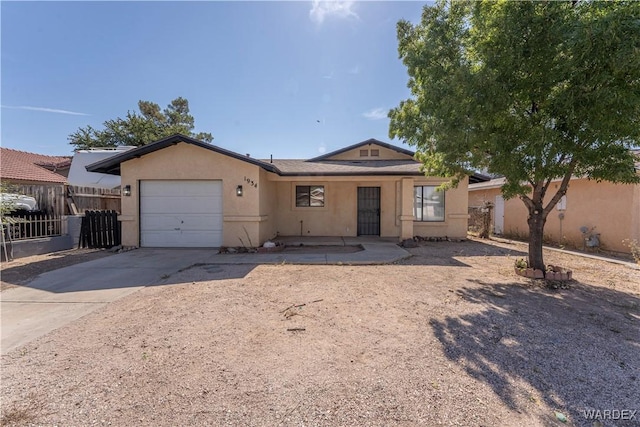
<box><xmin>87</xmin><ymin>134</ymin><xmax>471</xmax><ymax>248</ymax></box>
<box><xmin>0</xmin><ymin>147</ymin><xmax>70</xmax><ymax>185</ymax></box>
<box><xmin>468</xmin><ymin>153</ymin><xmax>640</xmax><ymax>254</ymax></box>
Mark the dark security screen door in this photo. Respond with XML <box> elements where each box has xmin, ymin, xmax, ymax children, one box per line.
<box><xmin>357</xmin><ymin>187</ymin><xmax>381</xmax><ymax>236</ymax></box>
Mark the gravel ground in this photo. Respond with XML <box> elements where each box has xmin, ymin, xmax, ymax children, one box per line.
<box><xmin>1</xmin><ymin>239</ymin><xmax>639</xmax><ymax>426</ymax></box>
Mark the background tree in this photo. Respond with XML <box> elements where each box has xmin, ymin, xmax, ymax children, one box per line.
<box><xmin>389</xmin><ymin>0</ymin><xmax>640</xmax><ymax>272</ymax></box>
<box><xmin>69</xmin><ymin>97</ymin><xmax>213</xmax><ymax>149</ymax></box>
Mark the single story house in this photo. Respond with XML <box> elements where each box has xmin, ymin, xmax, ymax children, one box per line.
<box><xmin>87</xmin><ymin>134</ymin><xmax>471</xmax><ymax>248</ymax></box>
<box><xmin>469</xmin><ymin>156</ymin><xmax>640</xmax><ymax>254</ymax></box>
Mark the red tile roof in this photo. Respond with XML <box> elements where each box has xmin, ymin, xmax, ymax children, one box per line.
<box><xmin>0</xmin><ymin>147</ymin><xmax>71</xmax><ymax>184</ymax></box>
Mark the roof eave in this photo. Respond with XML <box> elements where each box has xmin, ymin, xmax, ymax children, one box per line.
<box><xmin>86</xmin><ymin>134</ymin><xmax>281</xmax><ymax>175</ymax></box>
<box><xmin>278</xmin><ymin>171</ymin><xmax>426</xmax><ymax>177</ymax></box>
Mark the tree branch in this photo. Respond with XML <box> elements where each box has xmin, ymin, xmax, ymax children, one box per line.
<box><xmin>543</xmin><ymin>160</ymin><xmax>577</xmax><ymax>216</ymax></box>
<box><xmin>520</xmin><ymin>194</ymin><xmax>534</xmax><ymax>210</ymax></box>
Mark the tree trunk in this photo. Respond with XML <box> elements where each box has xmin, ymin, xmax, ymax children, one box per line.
<box><xmin>527</xmin><ymin>209</ymin><xmax>547</xmax><ymax>272</ymax></box>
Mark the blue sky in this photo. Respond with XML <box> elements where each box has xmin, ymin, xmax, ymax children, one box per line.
<box><xmin>1</xmin><ymin>1</ymin><xmax>426</xmax><ymax>158</ymax></box>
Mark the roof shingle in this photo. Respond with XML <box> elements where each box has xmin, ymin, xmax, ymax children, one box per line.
<box><xmin>267</xmin><ymin>159</ymin><xmax>424</xmax><ymax>176</ymax></box>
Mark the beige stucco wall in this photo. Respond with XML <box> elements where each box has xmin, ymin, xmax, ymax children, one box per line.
<box><xmin>413</xmin><ymin>177</ymin><xmax>469</xmax><ymax>239</ymax></box>
<box><xmin>469</xmin><ymin>179</ymin><xmax>640</xmax><ymax>254</ymax></box>
<box><xmin>258</xmin><ymin>168</ymin><xmax>279</xmax><ymax>243</ymax></box>
<box><xmin>266</xmin><ymin>175</ymin><xmax>469</xmax><ymax>239</ymax></box>
<box><xmin>326</xmin><ymin>145</ymin><xmax>413</xmax><ymax>161</ymax></box>
<box><xmin>270</xmin><ymin>178</ymin><xmax>400</xmax><ymax>237</ymax></box>
<box><xmin>119</xmin><ymin>142</ymin><xmax>265</xmax><ymax>247</ymax></box>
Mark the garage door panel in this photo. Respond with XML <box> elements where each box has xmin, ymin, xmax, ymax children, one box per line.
<box><xmin>140</xmin><ymin>180</ymin><xmax>223</xmax><ymax>247</ymax></box>
<box><xmin>140</xmin><ymin>214</ymin><xmax>223</xmax><ymax>231</ymax></box>
<box><xmin>176</xmin><ymin>214</ymin><xmax>223</xmax><ymax>230</ymax></box>
<box><xmin>141</xmin><ymin>181</ymin><xmax>223</xmax><ymax>198</ymax></box>
<box><xmin>141</xmin><ymin>196</ymin><xmax>222</xmax><ymax>214</ymax></box>
<box><xmin>141</xmin><ymin>231</ymin><xmax>223</xmax><ymax>248</ymax></box>
<box><xmin>141</xmin><ymin>230</ymin><xmax>181</xmax><ymax>247</ymax></box>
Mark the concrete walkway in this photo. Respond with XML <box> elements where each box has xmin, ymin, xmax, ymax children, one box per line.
<box><xmin>212</xmin><ymin>237</ymin><xmax>411</xmax><ymax>265</ymax></box>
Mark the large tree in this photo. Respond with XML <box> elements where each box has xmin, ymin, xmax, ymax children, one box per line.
<box><xmin>69</xmin><ymin>97</ymin><xmax>213</xmax><ymax>149</ymax></box>
<box><xmin>389</xmin><ymin>0</ymin><xmax>640</xmax><ymax>272</ymax></box>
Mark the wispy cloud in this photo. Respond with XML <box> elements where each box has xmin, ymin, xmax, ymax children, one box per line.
<box><xmin>322</xmin><ymin>71</ymin><xmax>334</xmax><ymax>80</ymax></box>
<box><xmin>362</xmin><ymin>107</ymin><xmax>388</xmax><ymax>121</ymax></box>
<box><xmin>310</xmin><ymin>1</ymin><xmax>359</xmax><ymax>25</ymax></box>
<box><xmin>348</xmin><ymin>65</ymin><xmax>360</xmax><ymax>75</ymax></box>
<box><xmin>1</xmin><ymin>105</ymin><xmax>89</xmax><ymax>116</ymax></box>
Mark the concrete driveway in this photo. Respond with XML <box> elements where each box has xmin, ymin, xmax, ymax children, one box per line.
<box><xmin>1</xmin><ymin>248</ymin><xmax>215</xmax><ymax>355</ymax></box>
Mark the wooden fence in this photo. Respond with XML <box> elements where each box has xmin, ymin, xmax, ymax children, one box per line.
<box><xmin>69</xmin><ymin>186</ymin><xmax>121</xmax><ymax>213</ymax></box>
<box><xmin>5</xmin><ymin>184</ymin><xmax>121</xmax><ymax>215</ymax></box>
<box><xmin>79</xmin><ymin>210</ymin><xmax>121</xmax><ymax>249</ymax></box>
<box><xmin>4</xmin><ymin>184</ymin><xmax>66</xmax><ymax>216</ymax></box>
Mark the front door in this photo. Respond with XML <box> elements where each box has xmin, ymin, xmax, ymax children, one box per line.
<box><xmin>357</xmin><ymin>187</ymin><xmax>380</xmax><ymax>236</ymax></box>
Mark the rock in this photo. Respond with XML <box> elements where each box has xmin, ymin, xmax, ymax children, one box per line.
<box><xmin>401</xmin><ymin>239</ymin><xmax>418</xmax><ymax>248</ymax></box>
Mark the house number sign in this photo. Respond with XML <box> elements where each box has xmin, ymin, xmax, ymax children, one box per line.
<box><xmin>244</xmin><ymin>176</ymin><xmax>258</xmax><ymax>189</ymax></box>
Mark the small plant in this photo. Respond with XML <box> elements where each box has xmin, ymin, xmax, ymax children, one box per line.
<box><xmin>514</xmin><ymin>258</ymin><xmax>528</xmax><ymax>270</ymax></box>
<box><xmin>238</xmin><ymin>226</ymin><xmax>256</xmax><ymax>249</ymax></box>
<box><xmin>622</xmin><ymin>238</ymin><xmax>640</xmax><ymax>264</ymax></box>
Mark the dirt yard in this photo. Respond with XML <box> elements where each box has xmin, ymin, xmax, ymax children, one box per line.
<box><xmin>2</xmin><ymin>239</ymin><xmax>639</xmax><ymax>426</ymax></box>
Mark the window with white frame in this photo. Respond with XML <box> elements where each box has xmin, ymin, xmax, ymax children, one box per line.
<box><xmin>414</xmin><ymin>186</ymin><xmax>445</xmax><ymax>221</ymax></box>
<box><xmin>296</xmin><ymin>185</ymin><xmax>325</xmax><ymax>207</ymax></box>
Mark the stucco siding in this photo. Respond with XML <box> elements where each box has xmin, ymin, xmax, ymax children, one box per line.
<box><xmin>413</xmin><ymin>177</ymin><xmax>469</xmax><ymax>239</ymax></box>
<box><xmin>326</xmin><ymin>145</ymin><xmax>413</xmax><ymax>161</ymax></box>
<box><xmin>258</xmin><ymin>168</ymin><xmax>279</xmax><ymax>243</ymax></box>
<box><xmin>119</xmin><ymin>142</ymin><xmax>263</xmax><ymax>247</ymax></box>
<box><xmin>469</xmin><ymin>179</ymin><xmax>640</xmax><ymax>254</ymax></box>
<box><xmin>271</xmin><ymin>175</ymin><xmax>468</xmax><ymax>239</ymax></box>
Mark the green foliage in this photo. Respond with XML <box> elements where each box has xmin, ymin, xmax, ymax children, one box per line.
<box><xmin>514</xmin><ymin>258</ymin><xmax>528</xmax><ymax>270</ymax></box>
<box><xmin>390</xmin><ymin>0</ymin><xmax>640</xmax><ymax>269</ymax></box>
<box><xmin>69</xmin><ymin>97</ymin><xmax>213</xmax><ymax>149</ymax></box>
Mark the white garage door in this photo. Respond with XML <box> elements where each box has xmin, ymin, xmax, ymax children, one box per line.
<box><xmin>140</xmin><ymin>180</ymin><xmax>223</xmax><ymax>247</ymax></box>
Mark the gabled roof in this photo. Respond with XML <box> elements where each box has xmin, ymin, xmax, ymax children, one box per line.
<box><xmin>308</xmin><ymin>138</ymin><xmax>415</xmax><ymax>161</ymax></box>
<box><xmin>86</xmin><ymin>134</ymin><xmax>279</xmax><ymax>175</ymax></box>
<box><xmin>269</xmin><ymin>159</ymin><xmax>423</xmax><ymax>176</ymax></box>
<box><xmin>87</xmin><ymin>134</ymin><xmax>474</xmax><ymax>178</ymax></box>
<box><xmin>0</xmin><ymin>147</ymin><xmax>70</xmax><ymax>184</ymax></box>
